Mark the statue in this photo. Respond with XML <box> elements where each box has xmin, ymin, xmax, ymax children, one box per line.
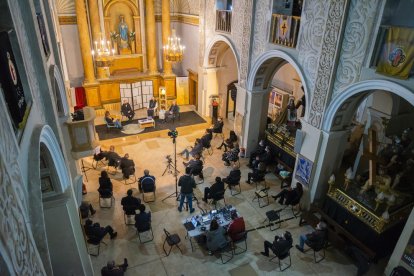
<box><xmin>118</xmin><ymin>15</ymin><xmax>129</xmax><ymax>49</ymax></box>
<box><xmin>286</xmin><ymin>98</ymin><xmax>297</xmax><ymax>126</ymax></box>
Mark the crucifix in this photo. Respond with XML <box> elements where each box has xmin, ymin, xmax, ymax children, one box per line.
<box><xmin>281</xmin><ymin>22</ymin><xmax>287</xmax><ymax>36</ymax></box>
<box><xmin>359</xmin><ymin>128</ymin><xmax>378</xmax><ymax>193</ymax></box>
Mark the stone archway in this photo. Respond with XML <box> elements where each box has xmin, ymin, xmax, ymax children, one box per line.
<box><xmin>49</xmin><ymin>65</ymin><xmax>69</xmax><ymax>118</ymax></box>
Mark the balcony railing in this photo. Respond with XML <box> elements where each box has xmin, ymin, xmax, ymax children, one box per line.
<box><xmin>216</xmin><ymin>10</ymin><xmax>232</xmax><ymax>33</ymax></box>
<box><xmin>269</xmin><ymin>14</ymin><xmax>300</xmax><ymax>48</ymax></box>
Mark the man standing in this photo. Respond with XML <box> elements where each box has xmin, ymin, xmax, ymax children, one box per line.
<box><xmin>147</xmin><ymin>97</ymin><xmax>157</xmax><ymax>118</ymax></box>
<box><xmin>178</xmin><ymin>167</ymin><xmax>196</xmax><ymax>213</ymax></box>
<box><xmin>121</xmin><ymin>99</ymin><xmax>135</xmax><ymax>121</ymax></box>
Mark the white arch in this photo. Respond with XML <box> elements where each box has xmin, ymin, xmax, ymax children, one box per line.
<box><xmin>322</xmin><ymin>80</ymin><xmax>414</xmax><ymax>132</ymax></box>
<box><xmin>203</xmin><ymin>35</ymin><xmax>240</xmax><ymax>73</ymax></box>
<box><xmin>247</xmin><ymin>50</ymin><xmax>310</xmax><ymax>120</ymax></box>
<box><xmin>49</xmin><ymin>65</ymin><xmax>69</xmax><ymax>117</ymax></box>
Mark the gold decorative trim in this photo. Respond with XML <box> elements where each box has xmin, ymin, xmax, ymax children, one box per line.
<box><xmin>58</xmin><ymin>15</ymin><xmax>77</xmax><ymax>25</ymax></box>
<box><xmin>265</xmin><ymin>130</ymin><xmax>295</xmax><ymax>158</ymax></box>
<box><xmin>327</xmin><ymin>188</ymin><xmax>413</xmax><ymax>233</ymax></box>
<box><xmin>155</xmin><ymin>14</ymin><xmax>199</xmax><ymax>26</ymax></box>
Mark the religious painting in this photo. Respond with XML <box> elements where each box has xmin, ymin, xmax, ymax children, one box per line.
<box><xmin>295</xmin><ymin>154</ymin><xmax>313</xmax><ymax>186</ymax></box>
<box><xmin>36</xmin><ymin>13</ymin><xmax>50</xmax><ymax>57</ymax></box>
<box><xmin>275</xmin><ymin>92</ymin><xmax>283</xmax><ymax>108</ymax></box>
<box><xmin>402</xmin><ymin>231</ymin><xmax>414</xmax><ymax>268</ymax></box>
<box><xmin>0</xmin><ymin>31</ymin><xmax>29</xmax><ymax>132</ymax></box>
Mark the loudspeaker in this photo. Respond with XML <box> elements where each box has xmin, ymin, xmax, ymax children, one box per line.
<box><xmin>294</xmin><ymin>130</ymin><xmax>306</xmax><ymax>153</ymax></box>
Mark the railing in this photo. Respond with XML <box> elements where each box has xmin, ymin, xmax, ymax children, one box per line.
<box><xmin>216</xmin><ymin>10</ymin><xmax>232</xmax><ymax>33</ymax></box>
<box><xmin>269</xmin><ymin>14</ymin><xmax>301</xmax><ymax>48</ymax></box>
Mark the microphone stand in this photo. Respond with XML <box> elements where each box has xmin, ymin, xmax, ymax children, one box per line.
<box><xmin>162</xmin><ymin>136</ymin><xmax>179</xmax><ymax>202</ymax></box>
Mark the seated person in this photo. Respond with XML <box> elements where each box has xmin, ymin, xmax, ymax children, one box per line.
<box><xmin>206</xmin><ymin>219</ymin><xmax>228</xmax><ymax>254</ymax></box>
<box><xmin>246</xmin><ymin>162</ymin><xmax>266</xmax><ymax>184</ymax></box>
<box><xmin>138</xmin><ymin>169</ymin><xmax>156</xmax><ymax>193</ymax></box>
<box><xmin>183</xmin><ymin>154</ymin><xmax>204</xmax><ymax>181</ymax></box>
<box><xmin>98</xmin><ymin>171</ymin><xmax>113</xmax><ymax>197</ymax></box>
<box><xmin>222</xmin><ymin>143</ymin><xmax>240</xmax><ymax>166</ymax></box>
<box><xmin>272</xmin><ymin>182</ymin><xmax>303</xmax><ymax>205</ymax></box>
<box><xmin>134</xmin><ymin>204</ymin><xmax>152</xmax><ymax>232</ymax></box>
<box><xmin>147</xmin><ymin>97</ymin><xmax>158</xmax><ymax>118</ymax></box>
<box><xmin>202</xmin><ymin>176</ymin><xmax>224</xmax><ymax>202</ymax></box>
<box><xmin>121</xmin><ymin>99</ymin><xmax>135</xmax><ymax>121</ymax></box>
<box><xmin>222</xmin><ymin>163</ymin><xmax>241</xmax><ymax>188</ymax></box>
<box><xmin>79</xmin><ymin>201</ymin><xmax>96</xmax><ymax>219</ymax></box>
<box><xmin>93</xmin><ymin>145</ymin><xmax>104</xmax><ymax>161</ymax></box>
<box><xmin>211</xmin><ymin>117</ymin><xmax>224</xmax><ymax>134</ymax></box>
<box><xmin>254</xmin><ymin>146</ymin><xmax>273</xmax><ymax>167</ymax></box>
<box><xmin>295</xmin><ymin>220</ymin><xmax>327</xmax><ymax>253</ymax></box>
<box><xmin>200</xmin><ymin>129</ymin><xmax>213</xmax><ymax>149</ymax></box>
<box><xmin>227</xmin><ymin>212</ymin><xmax>246</xmax><ymax>242</ymax></box>
<box><xmin>121</xmin><ymin>189</ymin><xmax>141</xmax><ymax>215</ymax></box>
<box><xmin>261</xmin><ymin>231</ymin><xmax>293</xmax><ymax>257</ymax></box>
<box><xmin>166</xmin><ymin>101</ymin><xmax>179</xmax><ymax>121</ymax></box>
<box><xmin>105</xmin><ymin>145</ymin><xmax>121</xmax><ymax>168</ymax></box>
<box><xmin>104</xmin><ymin>111</ymin><xmax>123</xmax><ymax>129</ymax></box>
<box><xmin>180</xmin><ymin>138</ymin><xmax>203</xmax><ymax>160</ymax></box>
<box><xmin>84</xmin><ymin>219</ymin><xmax>117</xmax><ymax>241</ymax></box>
<box><xmin>217</xmin><ymin>130</ymin><xmax>238</xmax><ymax>151</ymax></box>
<box><xmin>101</xmin><ymin>259</ymin><xmax>128</xmax><ymax>276</ymax></box>
<box><xmin>248</xmin><ymin>140</ymin><xmax>266</xmax><ymax>167</ymax></box>
<box><xmin>119</xmin><ymin>153</ymin><xmax>135</xmax><ymax>179</ymax></box>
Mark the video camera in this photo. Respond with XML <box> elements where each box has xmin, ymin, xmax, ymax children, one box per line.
<box><xmin>168</xmin><ymin>129</ymin><xmax>178</xmax><ymax>139</ymax></box>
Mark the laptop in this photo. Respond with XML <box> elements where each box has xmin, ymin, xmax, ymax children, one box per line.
<box><xmin>184</xmin><ymin>221</ymin><xmax>195</xmax><ymax>231</ymax></box>
<box><xmin>202</xmin><ymin>214</ymin><xmax>211</xmax><ymax>225</ymax></box>
<box><xmin>191</xmin><ymin>216</ymin><xmax>199</xmax><ymax>228</ymax></box>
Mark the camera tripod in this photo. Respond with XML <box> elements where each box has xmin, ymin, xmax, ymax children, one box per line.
<box><xmin>162</xmin><ymin>157</ymin><xmax>179</xmax><ymax>176</ymax></box>
<box><xmin>162</xmin><ymin>136</ymin><xmax>180</xmax><ymax>202</ymax></box>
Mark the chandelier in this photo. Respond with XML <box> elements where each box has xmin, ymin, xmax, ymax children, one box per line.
<box><xmin>163</xmin><ymin>29</ymin><xmax>185</xmax><ymax>62</ymax></box>
<box><xmin>91</xmin><ymin>35</ymin><xmax>115</xmax><ymax>57</ymax></box>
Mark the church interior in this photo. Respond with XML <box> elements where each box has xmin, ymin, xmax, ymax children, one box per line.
<box><xmin>0</xmin><ymin>0</ymin><xmax>414</xmax><ymax>275</ymax></box>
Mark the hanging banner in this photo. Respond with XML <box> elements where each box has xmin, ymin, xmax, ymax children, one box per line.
<box><xmin>376</xmin><ymin>27</ymin><xmax>414</xmax><ymax>79</ymax></box>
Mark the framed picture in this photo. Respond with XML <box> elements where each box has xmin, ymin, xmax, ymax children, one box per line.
<box><xmin>274</xmin><ymin>92</ymin><xmax>283</xmax><ymax>108</ymax></box>
<box><xmin>36</xmin><ymin>13</ymin><xmax>50</xmax><ymax>58</ymax></box>
<box><xmin>295</xmin><ymin>154</ymin><xmax>313</xmax><ymax>186</ymax></box>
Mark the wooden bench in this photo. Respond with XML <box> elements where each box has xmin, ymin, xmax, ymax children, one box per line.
<box><xmin>300</xmin><ymin>205</ymin><xmax>376</xmax><ymax>261</ymax></box>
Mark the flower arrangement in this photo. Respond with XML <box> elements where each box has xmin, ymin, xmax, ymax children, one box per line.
<box><xmin>110</xmin><ymin>31</ymin><xmax>119</xmax><ymax>41</ymax></box>
<box><xmin>129</xmin><ymin>31</ymin><xmax>135</xmax><ymax>41</ymax></box>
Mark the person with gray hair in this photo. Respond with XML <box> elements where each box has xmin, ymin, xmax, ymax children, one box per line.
<box><xmin>101</xmin><ymin>258</ymin><xmax>128</xmax><ymax>276</ymax></box>
<box><xmin>138</xmin><ymin>169</ymin><xmax>156</xmax><ymax>193</ymax></box>
<box><xmin>295</xmin><ymin>219</ymin><xmax>327</xmax><ymax>253</ymax></box>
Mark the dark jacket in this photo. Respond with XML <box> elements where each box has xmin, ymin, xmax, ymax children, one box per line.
<box><xmin>120</xmin><ymin>157</ymin><xmax>135</xmax><ymax>177</ymax></box>
<box><xmin>169</xmin><ymin>104</ymin><xmax>179</xmax><ymax>114</ymax></box>
<box><xmin>190</xmin><ymin>143</ymin><xmax>203</xmax><ymax>157</ymax></box>
<box><xmin>106</xmin><ymin>151</ymin><xmax>121</xmax><ymax>167</ymax></box>
<box><xmin>121</xmin><ymin>103</ymin><xmax>133</xmax><ymax>116</ymax></box>
<box><xmin>210</xmin><ymin>180</ymin><xmax>224</xmax><ymax>199</ymax></box>
<box><xmin>306</xmin><ymin>229</ymin><xmax>326</xmax><ymax>247</ymax></box>
<box><xmin>135</xmin><ymin>211</ymin><xmax>151</xmax><ymax>232</ymax></box>
<box><xmin>84</xmin><ymin>223</ymin><xmax>107</xmax><ymax>241</ymax></box>
<box><xmin>139</xmin><ymin>175</ymin><xmax>156</xmax><ymax>192</ymax></box>
<box><xmin>272</xmin><ymin>237</ymin><xmax>292</xmax><ymax>257</ymax></box>
<box><xmin>223</xmin><ymin>169</ymin><xmax>241</xmax><ymax>185</ymax></box>
<box><xmin>178</xmin><ymin>174</ymin><xmax>196</xmax><ymax>194</ymax></box>
<box><xmin>105</xmin><ymin>116</ymin><xmax>115</xmax><ymax>125</ymax></box>
<box><xmin>101</xmin><ymin>266</ymin><xmax>124</xmax><ymax>276</ymax></box>
<box><xmin>212</xmin><ymin>121</ymin><xmax>224</xmax><ymax>133</ymax></box>
<box><xmin>201</xmin><ymin>133</ymin><xmax>213</xmax><ymax>148</ymax></box>
<box><xmin>98</xmin><ymin>177</ymin><xmax>113</xmax><ymax>196</ymax></box>
<box><xmin>121</xmin><ymin>195</ymin><xmax>141</xmax><ymax>214</ymax></box>
<box><xmin>188</xmin><ymin>159</ymin><xmax>203</xmax><ymax>175</ymax></box>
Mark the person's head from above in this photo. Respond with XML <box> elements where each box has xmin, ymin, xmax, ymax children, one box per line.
<box><xmin>138</xmin><ymin>204</ymin><xmax>146</xmax><ymax>213</ymax></box>
<box><xmin>230</xmin><ymin>130</ymin><xmax>236</xmax><ymax>137</ymax></box>
<box><xmin>283</xmin><ymin>231</ymin><xmax>292</xmax><ymax>242</ymax></box>
<box><xmin>231</xmin><ymin>211</ymin><xmax>238</xmax><ymax>220</ymax></box>
<box><xmin>215</xmin><ymin>176</ymin><xmax>222</xmax><ymax>183</ymax></box>
<box><xmin>101</xmin><ymin>170</ymin><xmax>108</xmax><ymax>178</ymax></box>
<box><xmin>232</xmin><ymin>163</ymin><xmax>240</xmax><ymax>170</ymax></box>
<box><xmin>107</xmin><ymin>260</ymin><xmax>115</xmax><ymax>269</ymax></box>
<box><xmin>259</xmin><ymin>140</ymin><xmax>265</xmax><ymax>146</ymax></box>
<box><xmin>185</xmin><ymin>166</ymin><xmax>192</xmax><ymax>175</ymax></box>
<box><xmin>194</xmin><ymin>154</ymin><xmax>201</xmax><ymax>160</ymax></box>
<box><xmin>124</xmin><ymin>153</ymin><xmax>129</xmax><ymax>159</ymax></box>
<box><xmin>123</xmin><ymin>99</ymin><xmax>128</xmax><ymax>104</ymax></box>
<box><xmin>109</xmin><ymin>145</ymin><xmax>115</xmax><ymax>152</ymax></box>
<box><xmin>105</xmin><ymin>111</ymin><xmax>110</xmax><ymax>116</ymax></box>
<box><xmin>85</xmin><ymin>219</ymin><xmax>93</xmax><ymax>226</ymax></box>
<box><xmin>316</xmin><ymin>220</ymin><xmax>327</xmax><ymax>230</ymax></box>
<box><xmin>144</xmin><ymin>169</ymin><xmax>149</xmax><ymax>176</ymax></box>
<box><xmin>195</xmin><ymin>138</ymin><xmax>201</xmax><ymax>145</ymax></box>
<box><xmin>210</xmin><ymin>219</ymin><xmax>219</xmax><ymax>231</ymax></box>
<box><xmin>127</xmin><ymin>189</ymin><xmax>133</xmax><ymax>196</ymax></box>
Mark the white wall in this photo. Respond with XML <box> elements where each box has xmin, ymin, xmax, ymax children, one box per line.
<box><xmin>60</xmin><ymin>25</ymin><xmax>84</xmax><ymax>87</ymax></box>
<box><xmin>217</xmin><ymin>47</ymin><xmax>238</xmax><ymax>117</ymax></box>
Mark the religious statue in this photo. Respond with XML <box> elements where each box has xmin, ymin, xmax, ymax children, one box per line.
<box><xmin>118</xmin><ymin>15</ymin><xmax>129</xmax><ymax>49</ymax></box>
<box><xmin>286</xmin><ymin>98</ymin><xmax>297</xmax><ymax>126</ymax></box>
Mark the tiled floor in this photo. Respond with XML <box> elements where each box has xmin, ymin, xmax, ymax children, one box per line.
<box><xmin>81</xmin><ymin>109</ymin><xmax>387</xmax><ymax>275</ymax></box>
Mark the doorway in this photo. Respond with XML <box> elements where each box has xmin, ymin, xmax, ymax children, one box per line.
<box><xmin>226</xmin><ymin>80</ymin><xmax>237</xmax><ymax>120</ymax></box>
<box><xmin>188</xmin><ymin>69</ymin><xmax>198</xmax><ymax>109</ymax></box>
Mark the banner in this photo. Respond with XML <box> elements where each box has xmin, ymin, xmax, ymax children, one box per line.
<box><xmin>376</xmin><ymin>27</ymin><xmax>414</xmax><ymax>79</ymax></box>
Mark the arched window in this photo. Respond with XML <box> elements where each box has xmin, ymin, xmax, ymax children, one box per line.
<box><xmin>49</xmin><ymin>65</ymin><xmax>69</xmax><ymax>117</ymax></box>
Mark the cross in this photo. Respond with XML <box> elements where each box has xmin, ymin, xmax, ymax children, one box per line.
<box><xmin>281</xmin><ymin>22</ymin><xmax>287</xmax><ymax>36</ymax></box>
<box><xmin>363</xmin><ymin>128</ymin><xmax>378</xmax><ymax>186</ymax></box>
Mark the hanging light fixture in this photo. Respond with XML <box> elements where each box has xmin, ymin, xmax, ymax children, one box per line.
<box><xmin>163</xmin><ymin>1</ymin><xmax>185</xmax><ymax>62</ymax></box>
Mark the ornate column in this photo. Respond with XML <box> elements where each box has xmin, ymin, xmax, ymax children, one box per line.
<box><xmin>75</xmin><ymin>0</ymin><xmax>95</xmax><ymax>83</ymax></box>
<box><xmin>88</xmin><ymin>0</ymin><xmax>100</xmax><ymax>43</ymax></box>
<box><xmin>161</xmin><ymin>0</ymin><xmax>172</xmax><ymax>75</ymax></box>
<box><xmin>145</xmin><ymin>0</ymin><xmax>157</xmax><ymax>74</ymax></box>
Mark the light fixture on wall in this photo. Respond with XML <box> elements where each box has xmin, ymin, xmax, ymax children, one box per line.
<box><xmin>91</xmin><ymin>34</ymin><xmax>115</xmax><ymax>57</ymax></box>
<box><xmin>163</xmin><ymin>1</ymin><xmax>185</xmax><ymax>62</ymax></box>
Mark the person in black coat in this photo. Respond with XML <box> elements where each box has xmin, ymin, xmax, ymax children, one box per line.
<box><xmin>177</xmin><ymin>167</ymin><xmax>197</xmax><ymax>213</ymax></box>
<box><xmin>211</xmin><ymin>117</ymin><xmax>224</xmax><ymax>134</ymax></box>
<box><xmin>135</xmin><ymin>204</ymin><xmax>152</xmax><ymax>232</ymax></box>
<box><xmin>272</xmin><ymin>182</ymin><xmax>303</xmax><ymax>205</ymax></box>
<box><xmin>105</xmin><ymin>145</ymin><xmax>121</xmax><ymax>168</ymax></box>
<box><xmin>121</xmin><ymin>99</ymin><xmax>135</xmax><ymax>121</ymax></box>
<box><xmin>261</xmin><ymin>231</ymin><xmax>293</xmax><ymax>257</ymax></box>
<box><xmin>248</xmin><ymin>140</ymin><xmax>267</xmax><ymax>167</ymax></box>
<box><xmin>223</xmin><ymin>163</ymin><xmax>241</xmax><ymax>188</ymax></box>
<box><xmin>101</xmin><ymin>259</ymin><xmax>128</xmax><ymax>276</ymax></box>
<box><xmin>200</xmin><ymin>129</ymin><xmax>213</xmax><ymax>149</ymax></box>
<box><xmin>121</xmin><ymin>189</ymin><xmax>141</xmax><ymax>215</ymax></box>
<box><xmin>138</xmin><ymin>169</ymin><xmax>156</xmax><ymax>193</ymax></box>
<box><xmin>84</xmin><ymin>219</ymin><xmax>117</xmax><ymax>241</ymax></box>
<box><xmin>203</xmin><ymin>176</ymin><xmax>224</xmax><ymax>202</ymax></box>
<box><xmin>119</xmin><ymin>153</ymin><xmax>135</xmax><ymax>178</ymax></box>
<box><xmin>296</xmin><ymin>220</ymin><xmax>327</xmax><ymax>252</ymax></box>
<box><xmin>217</xmin><ymin>130</ymin><xmax>238</xmax><ymax>151</ymax></box>
<box><xmin>246</xmin><ymin>162</ymin><xmax>266</xmax><ymax>184</ymax></box>
<box><xmin>98</xmin><ymin>171</ymin><xmax>113</xmax><ymax>197</ymax></box>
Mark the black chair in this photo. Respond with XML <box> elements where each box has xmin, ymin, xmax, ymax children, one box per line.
<box><xmin>251</xmin><ymin>172</ymin><xmax>266</xmax><ymax>190</ymax></box>
<box><xmin>86</xmin><ymin>235</ymin><xmax>106</xmax><ymax>257</ymax></box>
<box><xmin>123</xmin><ymin>210</ymin><xmax>135</xmax><ymax>225</ymax></box>
<box><xmin>231</xmin><ymin>231</ymin><xmax>248</xmax><ymax>255</ymax></box>
<box><xmin>264</xmin><ymin>209</ymin><xmax>282</xmax><ymax>231</ymax></box>
<box><xmin>141</xmin><ymin>178</ymin><xmax>156</xmax><ymax>203</ymax></box>
<box><xmin>209</xmin><ymin>190</ymin><xmax>226</xmax><ymax>209</ymax></box>
<box><xmin>190</xmin><ymin>166</ymin><xmax>204</xmax><ymax>184</ymax></box>
<box><xmin>269</xmin><ymin>245</ymin><xmax>293</xmax><ymax>271</ymax></box>
<box><xmin>253</xmin><ymin>187</ymin><xmax>270</xmax><ymax>208</ymax></box>
<box><xmin>92</xmin><ymin>155</ymin><xmax>106</xmax><ymax>169</ymax></box>
<box><xmin>305</xmin><ymin>235</ymin><xmax>327</xmax><ymax>263</ymax></box>
<box><xmin>137</xmin><ymin>226</ymin><xmax>154</xmax><ymax>244</ymax></box>
<box><xmin>124</xmin><ymin>173</ymin><xmax>136</xmax><ymax>186</ymax></box>
<box><xmin>227</xmin><ymin>180</ymin><xmax>241</xmax><ymax>196</ymax></box>
<box><xmin>163</xmin><ymin>229</ymin><xmax>183</xmax><ymax>256</ymax></box>
<box><xmin>204</xmin><ymin>144</ymin><xmax>213</xmax><ymax>156</ymax></box>
<box><xmin>99</xmin><ymin>191</ymin><xmax>114</xmax><ymax>208</ymax></box>
<box><xmin>213</xmin><ymin>241</ymin><xmax>234</xmax><ymax>264</ymax></box>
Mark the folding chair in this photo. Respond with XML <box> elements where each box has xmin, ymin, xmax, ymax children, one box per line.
<box><xmin>92</xmin><ymin>156</ymin><xmax>107</xmax><ymax>169</ymax></box>
<box><xmin>269</xmin><ymin>245</ymin><xmax>292</xmax><ymax>271</ymax></box>
<box><xmin>123</xmin><ymin>210</ymin><xmax>135</xmax><ymax>225</ymax></box>
<box><xmin>231</xmin><ymin>231</ymin><xmax>248</xmax><ymax>255</ymax></box>
<box><xmin>86</xmin><ymin>236</ymin><xmax>106</xmax><ymax>257</ymax></box>
<box><xmin>142</xmin><ymin>189</ymin><xmax>156</xmax><ymax>203</ymax></box>
<box><xmin>99</xmin><ymin>193</ymin><xmax>114</xmax><ymax>208</ymax></box>
<box><xmin>137</xmin><ymin>226</ymin><xmax>154</xmax><ymax>244</ymax></box>
<box><xmin>264</xmin><ymin>209</ymin><xmax>282</xmax><ymax>230</ymax></box>
<box><xmin>124</xmin><ymin>174</ymin><xmax>136</xmax><ymax>186</ymax></box>
<box><xmin>214</xmin><ymin>242</ymin><xmax>234</xmax><ymax>264</ymax></box>
<box><xmin>163</xmin><ymin>229</ymin><xmax>183</xmax><ymax>256</ymax></box>
<box><xmin>305</xmin><ymin>238</ymin><xmax>327</xmax><ymax>263</ymax></box>
<box><xmin>209</xmin><ymin>190</ymin><xmax>226</xmax><ymax>209</ymax></box>
<box><xmin>228</xmin><ymin>181</ymin><xmax>241</xmax><ymax>196</ymax></box>
<box><xmin>253</xmin><ymin>187</ymin><xmax>270</xmax><ymax>208</ymax></box>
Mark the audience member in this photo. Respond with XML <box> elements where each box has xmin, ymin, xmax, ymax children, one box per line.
<box><xmin>261</xmin><ymin>231</ymin><xmax>293</xmax><ymax>257</ymax></box>
<box><xmin>227</xmin><ymin>212</ymin><xmax>246</xmax><ymax>242</ymax></box>
<box><xmin>101</xmin><ymin>259</ymin><xmax>128</xmax><ymax>276</ymax></box>
<box><xmin>84</xmin><ymin>219</ymin><xmax>117</xmax><ymax>241</ymax></box>
<box><xmin>93</xmin><ymin>145</ymin><xmax>105</xmax><ymax>161</ymax></box>
<box><xmin>147</xmin><ymin>97</ymin><xmax>157</xmax><ymax>118</ymax></box>
<box><xmin>166</xmin><ymin>101</ymin><xmax>179</xmax><ymax>122</ymax></box>
<box><xmin>253</xmin><ymin>146</ymin><xmax>273</xmax><ymax>167</ymax></box>
<box><xmin>177</xmin><ymin>167</ymin><xmax>197</xmax><ymax>213</ymax></box>
<box><xmin>98</xmin><ymin>171</ymin><xmax>113</xmax><ymax>197</ymax></box>
<box><xmin>135</xmin><ymin>204</ymin><xmax>152</xmax><ymax>232</ymax></box>
<box><xmin>119</xmin><ymin>153</ymin><xmax>135</xmax><ymax>179</ymax></box>
<box><xmin>138</xmin><ymin>169</ymin><xmax>156</xmax><ymax>193</ymax></box>
<box><xmin>272</xmin><ymin>182</ymin><xmax>303</xmax><ymax>205</ymax></box>
<box><xmin>121</xmin><ymin>189</ymin><xmax>141</xmax><ymax>215</ymax></box>
<box><xmin>200</xmin><ymin>129</ymin><xmax>213</xmax><ymax>149</ymax></box>
<box><xmin>217</xmin><ymin>130</ymin><xmax>237</xmax><ymax>151</ymax></box>
<box><xmin>105</xmin><ymin>111</ymin><xmax>123</xmax><ymax>129</ymax></box>
<box><xmin>295</xmin><ymin>220</ymin><xmax>327</xmax><ymax>253</ymax></box>
<box><xmin>248</xmin><ymin>140</ymin><xmax>266</xmax><ymax>167</ymax></box>
<box><xmin>211</xmin><ymin>117</ymin><xmax>224</xmax><ymax>134</ymax></box>
<box><xmin>180</xmin><ymin>138</ymin><xmax>203</xmax><ymax>160</ymax></box>
<box><xmin>246</xmin><ymin>162</ymin><xmax>266</xmax><ymax>184</ymax></box>
<box><xmin>105</xmin><ymin>145</ymin><xmax>121</xmax><ymax>168</ymax></box>
<box><xmin>222</xmin><ymin>143</ymin><xmax>240</xmax><ymax>166</ymax></box>
<box><xmin>79</xmin><ymin>201</ymin><xmax>96</xmax><ymax>219</ymax></box>
<box><xmin>206</xmin><ymin>219</ymin><xmax>228</xmax><ymax>254</ymax></box>
<box><xmin>222</xmin><ymin>163</ymin><xmax>241</xmax><ymax>189</ymax></box>
<box><xmin>202</xmin><ymin>176</ymin><xmax>224</xmax><ymax>203</ymax></box>
<box><xmin>121</xmin><ymin>99</ymin><xmax>135</xmax><ymax>121</ymax></box>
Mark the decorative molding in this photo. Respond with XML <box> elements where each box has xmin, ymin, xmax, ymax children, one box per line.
<box><xmin>155</xmin><ymin>0</ymin><xmax>200</xmax><ymax>16</ymax></box>
<box><xmin>238</xmin><ymin>0</ymin><xmax>254</xmax><ymax>87</ymax></box>
<box><xmin>332</xmin><ymin>0</ymin><xmax>380</xmax><ymax>97</ymax></box>
<box><xmin>58</xmin><ymin>15</ymin><xmax>77</xmax><ymax>25</ymax></box>
<box><xmin>56</xmin><ymin>0</ymin><xmax>75</xmax><ymax>15</ymax></box>
<box><xmin>308</xmin><ymin>0</ymin><xmax>350</xmax><ymax>128</ymax></box>
<box><xmin>155</xmin><ymin>14</ymin><xmax>199</xmax><ymax>25</ymax></box>
<box><xmin>251</xmin><ymin>0</ymin><xmax>271</xmax><ymax>62</ymax></box>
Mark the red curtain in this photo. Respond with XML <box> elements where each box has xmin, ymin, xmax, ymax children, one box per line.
<box><xmin>74</xmin><ymin>87</ymin><xmax>86</xmax><ymax>110</ymax></box>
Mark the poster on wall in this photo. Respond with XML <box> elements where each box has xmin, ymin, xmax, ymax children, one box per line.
<box><xmin>401</xmin><ymin>231</ymin><xmax>414</xmax><ymax>268</ymax></box>
<box><xmin>0</xmin><ymin>31</ymin><xmax>28</xmax><ymax>132</ymax></box>
<box><xmin>295</xmin><ymin>154</ymin><xmax>313</xmax><ymax>186</ymax></box>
